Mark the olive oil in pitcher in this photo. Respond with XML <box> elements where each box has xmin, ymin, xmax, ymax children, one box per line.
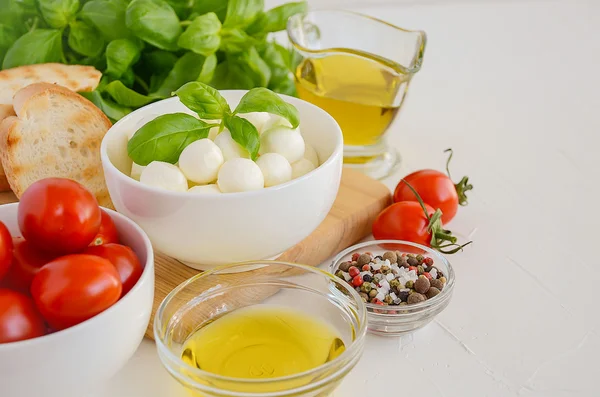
<box><xmin>287</xmin><ymin>9</ymin><xmax>426</xmax><ymax>178</ymax></box>
<box><xmin>295</xmin><ymin>54</ymin><xmax>409</xmax><ymax>148</ymax></box>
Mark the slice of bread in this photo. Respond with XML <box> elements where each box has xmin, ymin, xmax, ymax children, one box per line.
<box><xmin>0</xmin><ymin>105</ymin><xmax>15</xmax><ymax>191</ymax></box>
<box><xmin>0</xmin><ymin>64</ymin><xmax>102</xmax><ymax>192</ymax></box>
<box><xmin>0</xmin><ymin>63</ymin><xmax>102</xmax><ymax>105</ymax></box>
<box><xmin>0</xmin><ymin>83</ymin><xmax>113</xmax><ymax>208</ymax></box>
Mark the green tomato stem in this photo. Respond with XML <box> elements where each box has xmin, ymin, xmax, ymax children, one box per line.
<box><xmin>444</xmin><ymin>148</ymin><xmax>473</xmax><ymax>206</ymax></box>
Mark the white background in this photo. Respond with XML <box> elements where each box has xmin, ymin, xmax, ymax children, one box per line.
<box><xmin>96</xmin><ymin>0</ymin><xmax>600</xmax><ymax>396</ymax></box>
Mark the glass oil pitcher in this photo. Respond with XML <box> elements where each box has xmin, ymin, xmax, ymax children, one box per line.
<box><xmin>287</xmin><ymin>10</ymin><xmax>426</xmax><ymax>179</ymax></box>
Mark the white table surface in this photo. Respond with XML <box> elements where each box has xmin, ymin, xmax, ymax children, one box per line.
<box><xmin>94</xmin><ymin>0</ymin><xmax>600</xmax><ymax>396</ymax></box>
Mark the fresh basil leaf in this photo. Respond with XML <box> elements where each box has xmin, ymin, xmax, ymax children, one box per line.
<box><xmin>164</xmin><ymin>0</ymin><xmax>192</xmax><ymax>20</ymax></box>
<box><xmin>68</xmin><ymin>20</ymin><xmax>104</xmax><ymax>57</ymax></box>
<box><xmin>223</xmin><ymin>0</ymin><xmax>263</xmax><ymax>28</ymax></box>
<box><xmin>174</xmin><ymin>81</ymin><xmax>230</xmax><ymax>120</ymax></box>
<box><xmin>121</xmin><ymin>67</ymin><xmax>136</xmax><ymax>87</ymax></box>
<box><xmin>142</xmin><ymin>50</ymin><xmax>178</xmax><ymax>91</ymax></box>
<box><xmin>144</xmin><ymin>50</ymin><xmax>179</xmax><ymax>76</ymax></box>
<box><xmin>127</xmin><ymin>113</ymin><xmax>212</xmax><ymax>165</ymax></box>
<box><xmin>105</xmin><ymin>39</ymin><xmax>141</xmax><ymax>78</ymax></box>
<box><xmin>105</xmin><ymin>80</ymin><xmax>159</xmax><ymax>107</ymax></box>
<box><xmin>236</xmin><ymin>47</ymin><xmax>271</xmax><ymax>87</ymax></box>
<box><xmin>259</xmin><ymin>41</ymin><xmax>289</xmax><ymax>85</ymax></box>
<box><xmin>197</xmin><ymin>53</ymin><xmax>217</xmax><ymax>83</ymax></box>
<box><xmin>14</xmin><ymin>0</ymin><xmax>39</xmax><ymax>15</ymax></box>
<box><xmin>235</xmin><ymin>87</ymin><xmax>299</xmax><ymax>128</ymax></box>
<box><xmin>177</xmin><ymin>12</ymin><xmax>221</xmax><ymax>56</ymax></box>
<box><xmin>78</xmin><ymin>52</ymin><xmax>107</xmax><ymax>70</ymax></box>
<box><xmin>81</xmin><ymin>0</ymin><xmax>132</xmax><ymax>41</ymax></box>
<box><xmin>0</xmin><ymin>0</ymin><xmax>25</xmax><ymax>28</ymax></box>
<box><xmin>126</xmin><ymin>0</ymin><xmax>181</xmax><ymax>51</ymax></box>
<box><xmin>271</xmin><ymin>41</ymin><xmax>300</xmax><ymax>72</ymax></box>
<box><xmin>210</xmin><ymin>60</ymin><xmax>254</xmax><ymax>90</ymax></box>
<box><xmin>0</xmin><ymin>24</ymin><xmax>19</xmax><ymax>66</ymax></box>
<box><xmin>152</xmin><ymin>52</ymin><xmax>213</xmax><ymax>97</ymax></box>
<box><xmin>38</xmin><ymin>0</ymin><xmax>80</xmax><ymax>29</ymax></box>
<box><xmin>224</xmin><ymin>114</ymin><xmax>260</xmax><ymax>160</ymax></box>
<box><xmin>192</xmin><ymin>0</ymin><xmax>228</xmax><ymax>22</ymax></box>
<box><xmin>2</xmin><ymin>29</ymin><xmax>63</xmax><ymax>69</ymax></box>
<box><xmin>81</xmin><ymin>90</ymin><xmax>132</xmax><ymax>122</ymax></box>
<box><xmin>269</xmin><ymin>77</ymin><xmax>296</xmax><ymax>96</ymax></box>
<box><xmin>219</xmin><ymin>28</ymin><xmax>255</xmax><ymax>53</ymax></box>
<box><xmin>247</xmin><ymin>1</ymin><xmax>306</xmax><ymax>35</ymax></box>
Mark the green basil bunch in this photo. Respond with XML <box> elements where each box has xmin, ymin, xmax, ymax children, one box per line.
<box><xmin>0</xmin><ymin>0</ymin><xmax>306</xmax><ymax>122</ymax></box>
<box><xmin>127</xmin><ymin>82</ymin><xmax>299</xmax><ymax>163</ymax></box>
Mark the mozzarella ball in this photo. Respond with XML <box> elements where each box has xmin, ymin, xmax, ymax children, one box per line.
<box><xmin>303</xmin><ymin>143</ymin><xmax>319</xmax><ymax>167</ymax></box>
<box><xmin>130</xmin><ymin>163</ymin><xmax>146</xmax><ymax>181</ymax></box>
<box><xmin>214</xmin><ymin>129</ymin><xmax>250</xmax><ymax>160</ymax></box>
<box><xmin>188</xmin><ymin>184</ymin><xmax>221</xmax><ymax>194</ymax></box>
<box><xmin>238</xmin><ymin>112</ymin><xmax>272</xmax><ymax>134</ymax></box>
<box><xmin>262</xmin><ymin>115</ymin><xmax>293</xmax><ymax>132</ymax></box>
<box><xmin>217</xmin><ymin>158</ymin><xmax>264</xmax><ymax>193</ymax></box>
<box><xmin>178</xmin><ymin>139</ymin><xmax>224</xmax><ymax>184</ymax></box>
<box><xmin>140</xmin><ymin>161</ymin><xmax>188</xmax><ymax>192</ymax></box>
<box><xmin>291</xmin><ymin>158</ymin><xmax>316</xmax><ymax>179</ymax></box>
<box><xmin>208</xmin><ymin>126</ymin><xmax>220</xmax><ymax>140</ymax></box>
<box><xmin>256</xmin><ymin>153</ymin><xmax>292</xmax><ymax>187</ymax></box>
<box><xmin>259</xmin><ymin>126</ymin><xmax>305</xmax><ymax>163</ymax></box>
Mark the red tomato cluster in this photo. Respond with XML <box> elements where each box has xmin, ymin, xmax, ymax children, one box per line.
<box><xmin>0</xmin><ymin>178</ymin><xmax>143</xmax><ymax>343</ymax></box>
<box><xmin>372</xmin><ymin>149</ymin><xmax>473</xmax><ymax>254</ymax></box>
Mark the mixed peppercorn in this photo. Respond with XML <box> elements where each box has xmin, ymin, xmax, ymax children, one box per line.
<box><xmin>335</xmin><ymin>251</ymin><xmax>446</xmax><ymax>307</ymax></box>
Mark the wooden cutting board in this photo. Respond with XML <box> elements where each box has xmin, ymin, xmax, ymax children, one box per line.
<box><xmin>0</xmin><ymin>168</ymin><xmax>392</xmax><ymax>339</ymax></box>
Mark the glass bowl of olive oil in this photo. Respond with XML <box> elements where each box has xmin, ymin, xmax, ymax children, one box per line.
<box><xmin>154</xmin><ymin>261</ymin><xmax>367</xmax><ymax>397</ymax></box>
<box><xmin>287</xmin><ymin>10</ymin><xmax>426</xmax><ymax>179</ymax></box>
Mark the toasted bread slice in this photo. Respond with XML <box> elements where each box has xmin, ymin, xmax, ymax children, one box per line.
<box><xmin>0</xmin><ymin>105</ymin><xmax>15</xmax><ymax>190</ymax></box>
<box><xmin>0</xmin><ymin>63</ymin><xmax>101</xmax><ymax>105</ymax></box>
<box><xmin>0</xmin><ymin>83</ymin><xmax>113</xmax><ymax>207</ymax></box>
<box><xmin>0</xmin><ymin>64</ymin><xmax>102</xmax><ymax>192</ymax></box>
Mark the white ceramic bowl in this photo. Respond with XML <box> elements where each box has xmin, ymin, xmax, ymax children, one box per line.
<box><xmin>0</xmin><ymin>204</ymin><xmax>154</xmax><ymax>397</ymax></box>
<box><xmin>101</xmin><ymin>91</ymin><xmax>343</xmax><ymax>269</ymax></box>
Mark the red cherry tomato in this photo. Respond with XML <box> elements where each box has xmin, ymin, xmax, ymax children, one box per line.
<box><xmin>18</xmin><ymin>178</ymin><xmax>101</xmax><ymax>254</ymax></box>
<box><xmin>84</xmin><ymin>244</ymin><xmax>142</xmax><ymax>296</ymax></box>
<box><xmin>372</xmin><ymin>201</ymin><xmax>436</xmax><ymax>247</ymax></box>
<box><xmin>0</xmin><ymin>289</ymin><xmax>46</xmax><ymax>343</ymax></box>
<box><xmin>6</xmin><ymin>238</ymin><xmax>58</xmax><ymax>292</ymax></box>
<box><xmin>31</xmin><ymin>254</ymin><xmax>122</xmax><ymax>331</ymax></box>
<box><xmin>394</xmin><ymin>170</ymin><xmax>459</xmax><ymax>225</ymax></box>
<box><xmin>0</xmin><ymin>222</ymin><xmax>13</xmax><ymax>281</ymax></box>
<box><xmin>89</xmin><ymin>210</ymin><xmax>119</xmax><ymax>246</ymax></box>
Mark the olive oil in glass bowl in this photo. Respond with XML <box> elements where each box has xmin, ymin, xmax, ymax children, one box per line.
<box><xmin>154</xmin><ymin>261</ymin><xmax>367</xmax><ymax>397</ymax></box>
<box><xmin>288</xmin><ymin>10</ymin><xmax>426</xmax><ymax>179</ymax></box>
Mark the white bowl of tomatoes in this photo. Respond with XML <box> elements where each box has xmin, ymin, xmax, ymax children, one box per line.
<box><xmin>0</xmin><ymin>178</ymin><xmax>154</xmax><ymax>397</ymax></box>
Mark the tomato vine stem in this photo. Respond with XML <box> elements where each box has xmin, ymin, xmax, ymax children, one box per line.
<box><xmin>400</xmin><ymin>178</ymin><xmax>472</xmax><ymax>254</ymax></box>
<box><xmin>444</xmin><ymin>148</ymin><xmax>473</xmax><ymax>206</ymax></box>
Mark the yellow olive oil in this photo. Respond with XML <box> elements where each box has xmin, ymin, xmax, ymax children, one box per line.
<box><xmin>181</xmin><ymin>305</ymin><xmax>345</xmax><ymax>379</ymax></box>
<box><xmin>295</xmin><ymin>54</ymin><xmax>409</xmax><ymax>147</ymax></box>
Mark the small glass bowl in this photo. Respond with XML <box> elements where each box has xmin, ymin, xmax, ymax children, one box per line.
<box><xmin>330</xmin><ymin>240</ymin><xmax>455</xmax><ymax>336</ymax></box>
<box><xmin>154</xmin><ymin>261</ymin><xmax>367</xmax><ymax>397</ymax></box>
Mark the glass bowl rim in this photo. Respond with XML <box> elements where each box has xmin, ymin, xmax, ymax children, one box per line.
<box><xmin>153</xmin><ymin>260</ymin><xmax>368</xmax><ymax>394</ymax></box>
<box><xmin>330</xmin><ymin>240</ymin><xmax>455</xmax><ymax>313</ymax></box>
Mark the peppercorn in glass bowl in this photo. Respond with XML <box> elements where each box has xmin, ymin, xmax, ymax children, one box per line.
<box><xmin>154</xmin><ymin>261</ymin><xmax>367</xmax><ymax>397</ymax></box>
<box><xmin>330</xmin><ymin>240</ymin><xmax>455</xmax><ymax>336</ymax></box>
